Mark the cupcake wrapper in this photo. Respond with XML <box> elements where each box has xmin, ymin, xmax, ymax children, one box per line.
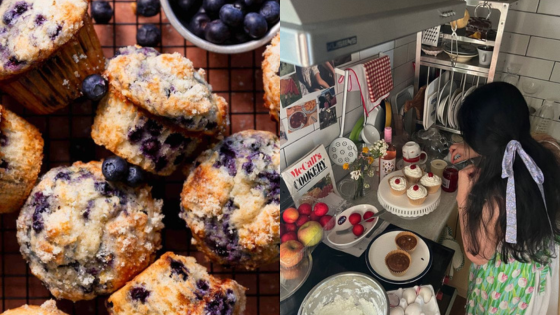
<box><xmin>404</xmin><ymin>173</ymin><xmax>422</xmax><ymax>184</ymax></box>
<box><xmin>385</xmin><ymin>249</ymin><xmax>411</xmax><ymax>277</ymax></box>
<box><xmin>390</xmin><ymin>187</ymin><xmax>407</xmax><ymax>196</ymax></box>
<box><xmin>395</xmin><ymin>231</ymin><xmax>418</xmax><ymax>252</ymax></box>
<box><xmin>0</xmin><ymin>14</ymin><xmax>105</xmax><ymax>114</ymax></box>
<box><xmin>408</xmin><ymin>196</ymin><xmax>427</xmax><ymax>205</ymax></box>
<box><xmin>425</xmin><ymin>184</ymin><xmax>441</xmax><ymax>194</ymax></box>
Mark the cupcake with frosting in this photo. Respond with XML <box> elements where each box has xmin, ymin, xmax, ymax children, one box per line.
<box><xmin>403</xmin><ymin>164</ymin><xmax>423</xmax><ymax>183</ymax></box>
<box><xmin>389</xmin><ymin>176</ymin><xmax>407</xmax><ymax>196</ymax></box>
<box><xmin>420</xmin><ymin>172</ymin><xmax>442</xmax><ymax>194</ymax></box>
<box><xmin>407</xmin><ymin>184</ymin><xmax>427</xmax><ymax>205</ymax></box>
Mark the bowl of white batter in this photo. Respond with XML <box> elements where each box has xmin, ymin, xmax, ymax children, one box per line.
<box><xmin>298</xmin><ymin>272</ymin><xmax>389</xmax><ymax>315</ymax></box>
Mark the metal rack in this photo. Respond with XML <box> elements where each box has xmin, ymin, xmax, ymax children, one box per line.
<box><xmin>414</xmin><ymin>0</ymin><xmax>516</xmax><ymax>134</ymax></box>
<box><xmin>0</xmin><ymin>1</ymin><xmax>279</xmax><ymax>314</ymax></box>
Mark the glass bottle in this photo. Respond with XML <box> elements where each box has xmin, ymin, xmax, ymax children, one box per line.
<box><xmin>380</xmin><ymin>127</ymin><xmax>397</xmax><ymax>180</ymax></box>
<box><xmin>532</xmin><ymin>99</ymin><xmax>555</xmax><ymax>135</ymax></box>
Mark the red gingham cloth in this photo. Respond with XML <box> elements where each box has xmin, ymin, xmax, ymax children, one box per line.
<box><xmin>364</xmin><ymin>55</ymin><xmax>393</xmax><ymax>106</ymax></box>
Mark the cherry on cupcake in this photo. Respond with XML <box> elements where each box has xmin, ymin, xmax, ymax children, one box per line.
<box><xmin>395</xmin><ymin>178</ymin><xmax>401</xmax><ymax>184</ymax></box>
<box><xmin>352</xmin><ymin>224</ymin><xmax>364</xmax><ymax>236</ymax></box>
<box><xmin>428</xmin><ymin>172</ymin><xmax>434</xmax><ymax>177</ymax></box>
<box><xmin>413</xmin><ymin>185</ymin><xmax>419</xmax><ymax>191</ymax></box>
<box><xmin>349</xmin><ymin>213</ymin><xmax>361</xmax><ymax>225</ymax></box>
<box><xmin>410</xmin><ymin>165</ymin><xmax>417</xmax><ymax>170</ymax></box>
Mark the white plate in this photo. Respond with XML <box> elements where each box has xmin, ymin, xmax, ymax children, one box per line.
<box><xmin>449</xmin><ymin>90</ymin><xmax>463</xmax><ymax>129</ymax></box>
<box><xmin>443</xmin><ymin>89</ymin><xmax>460</xmax><ymax>127</ymax></box>
<box><xmin>326</xmin><ymin>204</ymin><xmax>380</xmax><ymax>249</ymax></box>
<box><xmin>366</xmin><ymin>230</ymin><xmax>432</xmax><ymax>283</ymax></box>
<box><xmin>423</xmin><ymin>92</ymin><xmax>438</xmax><ymax>130</ymax></box>
<box><xmin>437</xmin><ymin>95</ymin><xmax>448</xmax><ymax>123</ymax></box>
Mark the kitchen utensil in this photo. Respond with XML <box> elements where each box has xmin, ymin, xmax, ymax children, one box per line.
<box><xmin>326</xmin><ymin>204</ymin><xmax>381</xmax><ymax>248</ymax></box>
<box><xmin>329</xmin><ymin>70</ymin><xmax>358</xmax><ymax>166</ymax></box>
<box><xmin>422</xmin><ymin>74</ymin><xmax>441</xmax><ymax>130</ymax></box>
<box><xmin>443</xmin><ymin>51</ymin><xmax>477</xmax><ymax>63</ymax></box>
<box><xmin>335</xmin><ymin>209</ymin><xmax>386</xmax><ymax>235</ymax></box>
<box><xmin>377</xmin><ymin>171</ymin><xmax>441</xmax><ymax>219</ymax></box>
<box><xmin>402</xmin><ymin>142</ymin><xmax>428</xmax><ymax>166</ymax></box>
<box><xmin>421</xmin><ymin>45</ymin><xmax>443</xmax><ymax>56</ymax></box>
<box><xmin>280</xmin><ymin>251</ymin><xmax>313</xmax><ymax>302</ymax></box>
<box><xmin>477</xmin><ymin>45</ymin><xmax>494</xmax><ymax>66</ymax></box>
<box><xmin>298</xmin><ymin>272</ymin><xmax>389</xmax><ymax>315</ymax></box>
<box><xmin>361</xmin><ymin>124</ymin><xmax>381</xmax><ymax>144</ymax></box>
<box><xmin>443</xmin><ymin>41</ymin><xmax>477</xmax><ymax>55</ymax></box>
<box><xmin>423</xmin><ymin>92</ymin><xmax>438</xmax><ymax>130</ymax></box>
<box><xmin>421</xmin><ymin>26</ymin><xmax>441</xmax><ymax>47</ymax></box>
<box><xmin>349</xmin><ymin>116</ymin><xmax>365</xmax><ymax>142</ymax></box>
<box><xmin>450</xmin><ymin>9</ymin><xmax>470</xmax><ymax>29</ymax></box>
<box><xmin>437</xmin><ymin>95</ymin><xmax>449</xmax><ymax>123</ymax></box>
<box><xmin>466</xmin><ymin>2</ymin><xmax>493</xmax><ymax>40</ymax></box>
<box><xmin>385</xmin><ymin>100</ymin><xmax>393</xmax><ymax>127</ymax></box>
<box><xmin>366</xmin><ymin>230</ymin><xmax>433</xmax><ymax>284</ymax></box>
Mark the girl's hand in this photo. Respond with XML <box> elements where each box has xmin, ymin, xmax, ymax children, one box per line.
<box><xmin>449</xmin><ymin>143</ymin><xmax>479</xmax><ymax>164</ymax></box>
<box><xmin>457</xmin><ymin>164</ymin><xmax>479</xmax><ymax>206</ymax></box>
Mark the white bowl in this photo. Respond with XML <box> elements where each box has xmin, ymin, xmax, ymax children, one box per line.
<box><xmin>298</xmin><ymin>272</ymin><xmax>389</xmax><ymax>315</ymax></box>
<box><xmin>326</xmin><ymin>204</ymin><xmax>380</xmax><ymax>249</ymax></box>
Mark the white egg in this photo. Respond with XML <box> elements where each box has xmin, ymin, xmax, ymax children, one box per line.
<box><xmin>418</xmin><ymin>287</ymin><xmax>433</xmax><ymax>303</ymax></box>
<box><xmin>405</xmin><ymin>303</ymin><xmax>424</xmax><ymax>315</ymax></box>
<box><xmin>402</xmin><ymin>288</ymin><xmax>417</xmax><ymax>304</ymax></box>
<box><xmin>398</xmin><ymin>298</ymin><xmax>408</xmax><ymax>309</ymax></box>
<box><xmin>390</xmin><ymin>306</ymin><xmax>405</xmax><ymax>315</ymax></box>
<box><xmin>388</xmin><ymin>293</ymin><xmax>400</xmax><ymax>307</ymax></box>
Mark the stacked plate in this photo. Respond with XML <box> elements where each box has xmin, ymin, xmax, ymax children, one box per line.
<box><xmin>431</xmin><ymin>76</ymin><xmax>478</xmax><ymax>130</ymax></box>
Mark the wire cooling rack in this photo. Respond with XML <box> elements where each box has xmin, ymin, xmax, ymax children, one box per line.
<box><xmin>0</xmin><ymin>1</ymin><xmax>279</xmax><ymax>314</ymax></box>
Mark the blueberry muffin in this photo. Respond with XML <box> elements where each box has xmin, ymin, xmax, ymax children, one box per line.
<box><xmin>0</xmin><ymin>104</ymin><xmax>44</xmax><ymax>214</ymax></box>
<box><xmin>92</xmin><ymin>88</ymin><xmax>208</xmax><ymax>176</ymax></box>
<box><xmin>16</xmin><ymin>161</ymin><xmax>165</xmax><ymax>301</ymax></box>
<box><xmin>107</xmin><ymin>252</ymin><xmax>247</xmax><ymax>315</ymax></box>
<box><xmin>104</xmin><ymin>46</ymin><xmax>228</xmax><ymax>135</ymax></box>
<box><xmin>0</xmin><ymin>0</ymin><xmax>104</xmax><ymax>114</ymax></box>
<box><xmin>2</xmin><ymin>300</ymin><xmax>68</xmax><ymax>315</ymax></box>
<box><xmin>262</xmin><ymin>33</ymin><xmax>280</xmax><ymax>121</ymax></box>
<box><xmin>180</xmin><ymin>130</ymin><xmax>280</xmax><ymax>270</ymax></box>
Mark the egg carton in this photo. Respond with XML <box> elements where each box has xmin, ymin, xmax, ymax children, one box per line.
<box><xmin>387</xmin><ymin>285</ymin><xmax>440</xmax><ymax>315</ymax></box>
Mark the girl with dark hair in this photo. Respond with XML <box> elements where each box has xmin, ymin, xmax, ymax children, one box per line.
<box><xmin>449</xmin><ymin>82</ymin><xmax>559</xmax><ymax>314</ymax></box>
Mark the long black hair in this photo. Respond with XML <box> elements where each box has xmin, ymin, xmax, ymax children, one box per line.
<box><xmin>458</xmin><ymin>82</ymin><xmax>560</xmax><ymax>264</ymax></box>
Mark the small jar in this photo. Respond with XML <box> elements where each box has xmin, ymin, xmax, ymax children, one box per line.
<box><xmin>442</xmin><ymin>166</ymin><xmax>459</xmax><ymax>192</ymax></box>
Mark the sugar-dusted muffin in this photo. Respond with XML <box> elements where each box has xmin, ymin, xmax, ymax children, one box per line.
<box><xmin>180</xmin><ymin>130</ymin><xmax>280</xmax><ymax>270</ymax></box>
<box><xmin>107</xmin><ymin>252</ymin><xmax>247</xmax><ymax>315</ymax></box>
<box><xmin>0</xmin><ymin>0</ymin><xmax>104</xmax><ymax>114</ymax></box>
<box><xmin>2</xmin><ymin>300</ymin><xmax>68</xmax><ymax>315</ymax></box>
<box><xmin>262</xmin><ymin>33</ymin><xmax>280</xmax><ymax>121</ymax></box>
<box><xmin>0</xmin><ymin>105</ymin><xmax>44</xmax><ymax>213</ymax></box>
<box><xmin>16</xmin><ymin>161</ymin><xmax>165</xmax><ymax>301</ymax></box>
<box><xmin>105</xmin><ymin>45</ymin><xmax>228</xmax><ymax>135</ymax></box>
<box><xmin>92</xmin><ymin>88</ymin><xmax>208</xmax><ymax>176</ymax></box>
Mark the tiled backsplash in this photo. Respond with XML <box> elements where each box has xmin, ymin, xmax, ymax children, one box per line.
<box><xmin>497</xmin><ymin>0</ymin><xmax>560</xmax><ymax>114</ymax></box>
<box><xmin>280</xmin><ymin>34</ymin><xmax>417</xmax><ymax>183</ymax></box>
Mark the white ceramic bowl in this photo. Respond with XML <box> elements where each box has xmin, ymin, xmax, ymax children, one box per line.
<box><xmin>161</xmin><ymin>0</ymin><xmax>279</xmax><ymax>54</ymax></box>
<box><xmin>298</xmin><ymin>272</ymin><xmax>389</xmax><ymax>315</ymax></box>
<box><xmin>326</xmin><ymin>204</ymin><xmax>380</xmax><ymax>249</ymax></box>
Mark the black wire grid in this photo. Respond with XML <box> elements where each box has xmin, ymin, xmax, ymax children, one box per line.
<box><xmin>0</xmin><ymin>1</ymin><xmax>280</xmax><ymax>313</ymax></box>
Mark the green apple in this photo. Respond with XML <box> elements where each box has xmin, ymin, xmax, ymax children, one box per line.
<box><xmin>297</xmin><ymin>221</ymin><xmax>323</xmax><ymax>247</ymax></box>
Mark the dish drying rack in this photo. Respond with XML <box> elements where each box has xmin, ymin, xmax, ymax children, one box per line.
<box><xmin>0</xmin><ymin>1</ymin><xmax>279</xmax><ymax>314</ymax></box>
<box><xmin>414</xmin><ymin>0</ymin><xmax>516</xmax><ymax>134</ymax></box>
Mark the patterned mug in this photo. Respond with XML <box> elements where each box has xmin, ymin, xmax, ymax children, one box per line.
<box><xmin>402</xmin><ymin>141</ymin><xmax>428</xmax><ymax>166</ymax></box>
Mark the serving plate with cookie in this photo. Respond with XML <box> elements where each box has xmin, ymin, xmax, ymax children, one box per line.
<box><xmin>366</xmin><ymin>230</ymin><xmax>432</xmax><ymax>284</ymax></box>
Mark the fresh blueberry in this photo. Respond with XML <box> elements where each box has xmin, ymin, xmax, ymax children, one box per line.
<box><xmin>189</xmin><ymin>13</ymin><xmax>211</xmax><ymax>38</ymax></box>
<box><xmin>259</xmin><ymin>1</ymin><xmax>279</xmax><ymax>25</ymax></box>
<box><xmin>91</xmin><ymin>1</ymin><xmax>114</xmax><ymax>24</ymax></box>
<box><xmin>233</xmin><ymin>28</ymin><xmax>251</xmax><ymax>44</ymax></box>
<box><xmin>137</xmin><ymin>0</ymin><xmax>160</xmax><ymax>17</ymax></box>
<box><xmin>102</xmin><ymin>156</ymin><xmax>129</xmax><ymax>182</ymax></box>
<box><xmin>137</xmin><ymin>24</ymin><xmax>161</xmax><ymax>47</ymax></box>
<box><xmin>205</xmin><ymin>20</ymin><xmax>231</xmax><ymax>44</ymax></box>
<box><xmin>243</xmin><ymin>0</ymin><xmax>263</xmax><ymax>9</ymax></box>
<box><xmin>219</xmin><ymin>4</ymin><xmax>244</xmax><ymax>27</ymax></box>
<box><xmin>244</xmin><ymin>12</ymin><xmax>268</xmax><ymax>39</ymax></box>
<box><xmin>3</xmin><ymin>2</ymin><xmax>31</xmax><ymax>26</ymax></box>
<box><xmin>126</xmin><ymin>165</ymin><xmax>146</xmax><ymax>187</ymax></box>
<box><xmin>82</xmin><ymin>74</ymin><xmax>108</xmax><ymax>101</ymax></box>
<box><xmin>178</xmin><ymin>0</ymin><xmax>200</xmax><ymax>12</ymax></box>
<box><xmin>203</xmin><ymin>0</ymin><xmax>226</xmax><ymax>13</ymax></box>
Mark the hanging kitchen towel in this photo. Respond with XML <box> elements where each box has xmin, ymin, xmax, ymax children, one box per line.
<box><xmin>364</xmin><ymin>55</ymin><xmax>393</xmax><ymax>108</ymax></box>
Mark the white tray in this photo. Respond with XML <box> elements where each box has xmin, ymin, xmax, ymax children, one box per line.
<box><xmin>377</xmin><ymin>171</ymin><xmax>441</xmax><ymax>219</ymax></box>
<box><xmin>387</xmin><ymin>285</ymin><xmax>440</xmax><ymax>315</ymax></box>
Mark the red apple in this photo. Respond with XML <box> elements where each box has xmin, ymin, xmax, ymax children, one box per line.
<box><xmin>285</xmin><ymin>223</ymin><xmax>297</xmax><ymax>232</ymax></box>
<box><xmin>295</xmin><ymin>215</ymin><xmax>310</xmax><ymax>227</ymax></box>
<box><xmin>280</xmin><ymin>240</ymin><xmax>305</xmax><ymax>268</ymax></box>
<box><xmin>313</xmin><ymin>202</ymin><xmax>329</xmax><ymax>217</ymax></box>
<box><xmin>298</xmin><ymin>203</ymin><xmax>312</xmax><ymax>216</ymax></box>
<box><xmin>319</xmin><ymin>215</ymin><xmax>335</xmax><ymax>230</ymax></box>
<box><xmin>297</xmin><ymin>221</ymin><xmax>323</xmax><ymax>247</ymax></box>
<box><xmin>281</xmin><ymin>232</ymin><xmax>297</xmax><ymax>243</ymax></box>
<box><xmin>349</xmin><ymin>213</ymin><xmax>362</xmax><ymax>225</ymax></box>
<box><xmin>280</xmin><ymin>224</ymin><xmax>287</xmax><ymax>236</ymax></box>
<box><xmin>363</xmin><ymin>211</ymin><xmax>376</xmax><ymax>223</ymax></box>
<box><xmin>283</xmin><ymin>208</ymin><xmax>299</xmax><ymax>224</ymax></box>
<box><xmin>310</xmin><ymin>212</ymin><xmax>321</xmax><ymax>221</ymax></box>
<box><xmin>352</xmin><ymin>224</ymin><xmax>364</xmax><ymax>236</ymax></box>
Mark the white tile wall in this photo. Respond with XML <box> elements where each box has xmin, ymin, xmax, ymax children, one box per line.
<box><xmin>281</xmin><ymin>36</ymin><xmax>417</xmax><ymax>180</ymax></box>
<box><xmin>497</xmin><ymin>1</ymin><xmax>560</xmax><ymax>112</ymax></box>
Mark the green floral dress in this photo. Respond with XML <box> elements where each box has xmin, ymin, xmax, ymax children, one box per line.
<box><xmin>466</xmin><ymin>246</ymin><xmax>558</xmax><ymax>315</ymax></box>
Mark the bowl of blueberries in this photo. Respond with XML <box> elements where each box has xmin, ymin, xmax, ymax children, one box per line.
<box><xmin>161</xmin><ymin>0</ymin><xmax>280</xmax><ymax>54</ymax></box>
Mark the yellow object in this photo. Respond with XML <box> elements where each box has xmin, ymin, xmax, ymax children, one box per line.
<box><xmin>385</xmin><ymin>101</ymin><xmax>392</xmax><ymax>127</ymax></box>
<box><xmin>362</xmin><ymin>147</ymin><xmax>369</xmax><ymax>154</ymax></box>
<box><xmin>343</xmin><ymin>163</ymin><xmax>349</xmax><ymax>170</ymax></box>
<box><xmin>450</xmin><ymin>9</ymin><xmax>470</xmax><ymax>29</ymax></box>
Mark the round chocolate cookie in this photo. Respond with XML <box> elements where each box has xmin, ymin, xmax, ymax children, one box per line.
<box><xmin>16</xmin><ymin>161</ymin><xmax>165</xmax><ymax>301</ymax></box>
<box><xmin>180</xmin><ymin>130</ymin><xmax>280</xmax><ymax>270</ymax></box>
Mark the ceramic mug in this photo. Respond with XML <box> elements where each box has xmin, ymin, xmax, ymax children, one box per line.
<box><xmin>477</xmin><ymin>45</ymin><xmax>493</xmax><ymax>66</ymax></box>
<box><xmin>402</xmin><ymin>141</ymin><xmax>428</xmax><ymax>166</ymax></box>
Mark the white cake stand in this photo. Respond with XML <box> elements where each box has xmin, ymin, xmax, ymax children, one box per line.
<box><xmin>377</xmin><ymin>170</ymin><xmax>441</xmax><ymax>219</ymax></box>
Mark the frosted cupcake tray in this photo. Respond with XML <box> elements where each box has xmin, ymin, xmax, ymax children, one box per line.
<box><xmin>378</xmin><ymin>171</ymin><xmax>441</xmax><ymax>219</ymax></box>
